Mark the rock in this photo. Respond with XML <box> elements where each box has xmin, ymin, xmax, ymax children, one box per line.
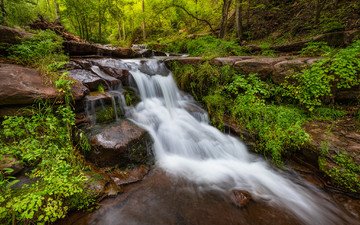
<box><xmin>211</xmin><ymin>56</ymin><xmax>253</xmax><ymax>66</ymax></box>
<box><xmin>272</xmin><ymin>58</ymin><xmax>309</xmax><ymax>84</ymax></box>
<box><xmin>0</xmin><ymin>155</ymin><xmax>24</xmax><ymax>176</ymax></box>
<box><xmin>86</xmin><ymin>120</ymin><xmax>152</xmax><ymax>168</ymax></box>
<box><xmin>100</xmin><ymin>67</ymin><xmax>130</xmax><ymax>86</ymax></box>
<box><xmin>71</xmin><ymin>80</ymin><xmax>90</xmax><ymax>101</ymax></box>
<box><xmin>334</xmin><ymin>86</ymin><xmax>360</xmax><ymax>104</ymax></box>
<box><xmin>102</xmin><ymin>165</ymin><xmax>150</xmax><ymax>186</ymax></box>
<box><xmin>69</xmin><ymin>69</ymin><xmax>106</xmax><ymax>91</ymax></box>
<box><xmin>64</xmin><ymin>41</ymin><xmax>136</xmax><ymax>58</ymax></box>
<box><xmin>231</xmin><ymin>190</ymin><xmax>252</xmax><ymax>207</ymax></box>
<box><xmin>234</xmin><ymin>57</ymin><xmax>286</xmax><ymax>80</ymax></box>
<box><xmin>90</xmin><ymin>66</ymin><xmax>121</xmax><ymax>88</ymax></box>
<box><xmin>0</xmin><ymin>25</ymin><xmax>31</xmax><ymax>45</ymax></box>
<box><xmin>91</xmin><ymin>58</ymin><xmax>131</xmax><ymax>86</ymax></box>
<box><xmin>85</xmin><ymin>172</ymin><xmax>121</xmax><ymax>197</ymax></box>
<box><xmin>0</xmin><ymin>63</ymin><xmax>58</xmax><ymax>105</ymax></box>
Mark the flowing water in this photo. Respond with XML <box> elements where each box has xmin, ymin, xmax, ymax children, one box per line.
<box><xmin>71</xmin><ymin>58</ymin><xmax>357</xmax><ymax>225</ymax></box>
<box><xmin>115</xmin><ymin>59</ymin><xmax>352</xmax><ymax>225</ymax></box>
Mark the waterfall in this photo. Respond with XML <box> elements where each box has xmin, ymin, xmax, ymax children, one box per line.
<box><xmin>118</xmin><ymin>59</ymin><xmax>348</xmax><ymax>225</ymax></box>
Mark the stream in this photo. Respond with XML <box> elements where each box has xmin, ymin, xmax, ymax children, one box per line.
<box><xmin>61</xmin><ymin>59</ymin><xmax>359</xmax><ymax>225</ymax></box>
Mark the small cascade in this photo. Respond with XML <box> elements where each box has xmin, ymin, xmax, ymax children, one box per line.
<box><xmin>74</xmin><ymin>57</ymin><xmax>353</xmax><ymax>225</ymax></box>
<box><xmin>119</xmin><ymin>59</ymin><xmax>350</xmax><ymax>225</ymax></box>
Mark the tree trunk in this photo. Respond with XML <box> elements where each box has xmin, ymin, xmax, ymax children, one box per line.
<box><xmin>0</xmin><ymin>0</ymin><xmax>6</xmax><ymax>23</ymax></box>
<box><xmin>315</xmin><ymin>0</ymin><xmax>325</xmax><ymax>25</ymax></box>
<box><xmin>219</xmin><ymin>0</ymin><xmax>232</xmax><ymax>38</ymax></box>
<box><xmin>53</xmin><ymin>0</ymin><xmax>61</xmax><ymax>23</ymax></box>
<box><xmin>235</xmin><ymin>0</ymin><xmax>243</xmax><ymax>42</ymax></box>
<box><xmin>142</xmin><ymin>0</ymin><xmax>146</xmax><ymax>40</ymax></box>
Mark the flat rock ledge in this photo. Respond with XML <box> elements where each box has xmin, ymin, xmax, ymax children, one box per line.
<box><xmin>0</xmin><ymin>63</ymin><xmax>88</xmax><ymax>107</ymax></box>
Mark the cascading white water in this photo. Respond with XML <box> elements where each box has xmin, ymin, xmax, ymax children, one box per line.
<box><xmin>122</xmin><ymin>59</ymin><xmax>346</xmax><ymax>225</ymax></box>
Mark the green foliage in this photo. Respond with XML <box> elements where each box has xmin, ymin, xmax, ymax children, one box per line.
<box><xmin>319</xmin><ymin>151</ymin><xmax>360</xmax><ymax>193</ymax></box>
<box><xmin>225</xmin><ymin>75</ymin><xmax>309</xmax><ymax>165</ymax></box>
<box><xmin>300</xmin><ymin>42</ymin><xmax>333</xmax><ymax>57</ymax></box>
<box><xmin>9</xmin><ymin>30</ymin><xmax>68</xmax><ymax>74</ymax></box>
<box><xmin>0</xmin><ymin>102</ymin><xmax>95</xmax><ymax>224</ymax></box>
<box><xmin>311</xmin><ymin>107</ymin><xmax>347</xmax><ymax>121</ymax></box>
<box><xmin>259</xmin><ymin>42</ymin><xmax>276</xmax><ymax>57</ymax></box>
<box><xmin>284</xmin><ymin>40</ymin><xmax>360</xmax><ymax>110</ymax></box>
<box><xmin>158</xmin><ymin>35</ymin><xmax>245</xmax><ymax>57</ymax></box>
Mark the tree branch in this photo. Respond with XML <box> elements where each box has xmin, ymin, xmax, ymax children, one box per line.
<box><xmin>170</xmin><ymin>3</ymin><xmax>216</xmax><ymax>34</ymax></box>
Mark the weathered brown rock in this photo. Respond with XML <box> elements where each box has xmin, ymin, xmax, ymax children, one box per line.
<box><xmin>272</xmin><ymin>58</ymin><xmax>309</xmax><ymax>84</ymax></box>
<box><xmin>85</xmin><ymin>172</ymin><xmax>121</xmax><ymax>197</ymax></box>
<box><xmin>211</xmin><ymin>56</ymin><xmax>253</xmax><ymax>66</ymax></box>
<box><xmin>0</xmin><ymin>155</ymin><xmax>24</xmax><ymax>176</ymax></box>
<box><xmin>64</xmin><ymin>41</ymin><xmax>136</xmax><ymax>58</ymax></box>
<box><xmin>69</xmin><ymin>69</ymin><xmax>106</xmax><ymax>91</ymax></box>
<box><xmin>234</xmin><ymin>57</ymin><xmax>286</xmax><ymax>80</ymax></box>
<box><xmin>0</xmin><ymin>63</ymin><xmax>59</xmax><ymax>105</ymax></box>
<box><xmin>71</xmin><ymin>80</ymin><xmax>90</xmax><ymax>100</ymax></box>
<box><xmin>0</xmin><ymin>25</ymin><xmax>31</xmax><ymax>45</ymax></box>
<box><xmin>87</xmin><ymin>120</ymin><xmax>152</xmax><ymax>168</ymax></box>
<box><xmin>231</xmin><ymin>190</ymin><xmax>252</xmax><ymax>207</ymax></box>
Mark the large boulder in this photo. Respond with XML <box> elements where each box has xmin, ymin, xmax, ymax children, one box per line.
<box><xmin>86</xmin><ymin>120</ymin><xmax>153</xmax><ymax>168</ymax></box>
<box><xmin>234</xmin><ymin>57</ymin><xmax>286</xmax><ymax>80</ymax></box>
<box><xmin>0</xmin><ymin>25</ymin><xmax>30</xmax><ymax>45</ymax></box>
<box><xmin>0</xmin><ymin>63</ymin><xmax>59</xmax><ymax>105</ymax></box>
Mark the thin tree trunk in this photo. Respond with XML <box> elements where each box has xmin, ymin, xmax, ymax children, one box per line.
<box><xmin>235</xmin><ymin>0</ymin><xmax>243</xmax><ymax>42</ymax></box>
<box><xmin>0</xmin><ymin>0</ymin><xmax>6</xmax><ymax>23</ymax></box>
<box><xmin>122</xmin><ymin>19</ymin><xmax>126</xmax><ymax>40</ymax></box>
<box><xmin>117</xmin><ymin>21</ymin><xmax>122</xmax><ymax>41</ymax></box>
<box><xmin>219</xmin><ymin>0</ymin><xmax>232</xmax><ymax>38</ymax></box>
<box><xmin>53</xmin><ymin>0</ymin><xmax>60</xmax><ymax>22</ymax></box>
<box><xmin>142</xmin><ymin>0</ymin><xmax>146</xmax><ymax>40</ymax></box>
<box><xmin>315</xmin><ymin>0</ymin><xmax>324</xmax><ymax>25</ymax></box>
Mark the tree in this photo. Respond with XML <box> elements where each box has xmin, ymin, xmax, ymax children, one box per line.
<box><xmin>219</xmin><ymin>0</ymin><xmax>232</xmax><ymax>38</ymax></box>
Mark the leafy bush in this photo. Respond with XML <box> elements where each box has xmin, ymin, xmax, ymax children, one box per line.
<box><xmin>154</xmin><ymin>35</ymin><xmax>245</xmax><ymax>58</ymax></box>
<box><xmin>319</xmin><ymin>151</ymin><xmax>360</xmax><ymax>193</ymax></box>
<box><xmin>285</xmin><ymin>40</ymin><xmax>360</xmax><ymax>110</ymax></box>
<box><xmin>9</xmin><ymin>30</ymin><xmax>68</xmax><ymax>74</ymax></box>
<box><xmin>300</xmin><ymin>41</ymin><xmax>333</xmax><ymax>56</ymax></box>
<box><xmin>0</xmin><ymin>102</ymin><xmax>95</xmax><ymax>224</ymax></box>
<box><xmin>311</xmin><ymin>107</ymin><xmax>347</xmax><ymax>120</ymax></box>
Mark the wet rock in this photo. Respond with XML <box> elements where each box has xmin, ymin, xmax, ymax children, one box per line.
<box><xmin>100</xmin><ymin>67</ymin><xmax>130</xmax><ymax>86</ymax></box>
<box><xmin>231</xmin><ymin>190</ymin><xmax>252</xmax><ymax>207</ymax></box>
<box><xmin>0</xmin><ymin>63</ymin><xmax>58</xmax><ymax>105</ymax></box>
<box><xmin>0</xmin><ymin>155</ymin><xmax>24</xmax><ymax>176</ymax></box>
<box><xmin>64</xmin><ymin>61</ymin><xmax>82</xmax><ymax>70</ymax></box>
<box><xmin>85</xmin><ymin>172</ymin><xmax>121</xmax><ymax>197</ymax></box>
<box><xmin>90</xmin><ymin>66</ymin><xmax>121</xmax><ymax>88</ymax></box>
<box><xmin>139</xmin><ymin>60</ymin><xmax>171</xmax><ymax>76</ymax></box>
<box><xmin>234</xmin><ymin>57</ymin><xmax>286</xmax><ymax>80</ymax></box>
<box><xmin>101</xmin><ymin>165</ymin><xmax>150</xmax><ymax>186</ymax></box>
<box><xmin>86</xmin><ymin>120</ymin><xmax>152</xmax><ymax>168</ymax></box>
<box><xmin>69</xmin><ymin>69</ymin><xmax>106</xmax><ymax>91</ymax></box>
<box><xmin>71</xmin><ymin>80</ymin><xmax>90</xmax><ymax>101</ymax></box>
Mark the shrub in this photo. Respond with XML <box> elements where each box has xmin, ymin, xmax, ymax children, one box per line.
<box><xmin>285</xmin><ymin>40</ymin><xmax>360</xmax><ymax>110</ymax></box>
<box><xmin>9</xmin><ymin>30</ymin><xmax>68</xmax><ymax>74</ymax></box>
<box><xmin>300</xmin><ymin>41</ymin><xmax>333</xmax><ymax>57</ymax></box>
